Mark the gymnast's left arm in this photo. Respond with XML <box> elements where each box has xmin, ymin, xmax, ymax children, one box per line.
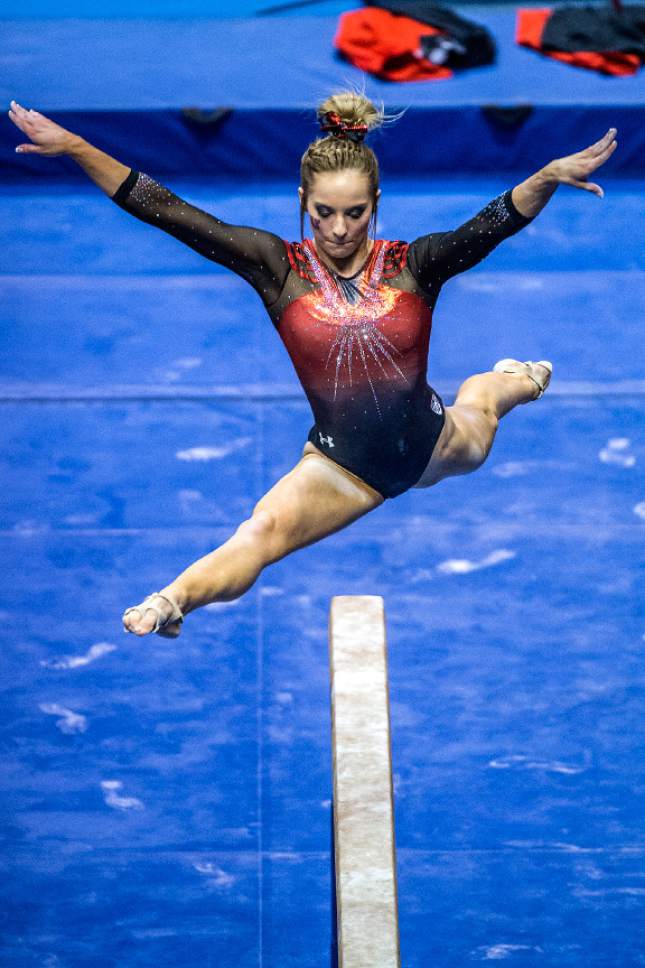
<box><xmin>511</xmin><ymin>127</ymin><xmax>617</xmax><ymax>216</ymax></box>
<box><xmin>406</xmin><ymin>128</ymin><xmax>617</xmax><ymax>292</ymax></box>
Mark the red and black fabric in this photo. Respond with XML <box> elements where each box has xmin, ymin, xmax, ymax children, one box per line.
<box><xmin>286</xmin><ymin>241</ymin><xmax>318</xmax><ymax>283</ymax></box>
<box><xmin>335</xmin><ymin>3</ymin><xmax>494</xmax><ymax>81</ymax></box>
<box><xmin>381</xmin><ymin>240</ymin><xmax>410</xmax><ymax>279</ymax></box>
<box><xmin>367</xmin><ymin>1</ymin><xmax>496</xmax><ymax>68</ymax></box>
<box><xmin>335</xmin><ymin>7</ymin><xmax>452</xmax><ymax>80</ymax></box>
<box><xmin>517</xmin><ymin>6</ymin><xmax>645</xmax><ymax>75</ymax></box>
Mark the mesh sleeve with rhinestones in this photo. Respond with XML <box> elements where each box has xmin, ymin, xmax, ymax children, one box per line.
<box><xmin>406</xmin><ymin>189</ymin><xmax>534</xmax><ymax>293</ymax></box>
<box><xmin>111</xmin><ymin>170</ymin><xmax>291</xmax><ymax>307</ymax></box>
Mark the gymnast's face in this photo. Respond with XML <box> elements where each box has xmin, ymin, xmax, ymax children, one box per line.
<box><xmin>300</xmin><ymin>170</ymin><xmax>380</xmax><ymax>262</ymax></box>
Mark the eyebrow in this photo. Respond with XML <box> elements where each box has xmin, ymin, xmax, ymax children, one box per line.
<box><xmin>314</xmin><ymin>202</ymin><xmax>368</xmax><ymax>212</ymax></box>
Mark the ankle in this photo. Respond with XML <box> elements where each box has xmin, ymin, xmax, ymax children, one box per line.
<box><xmin>159</xmin><ymin>584</ymin><xmax>189</xmax><ymax>614</ymax></box>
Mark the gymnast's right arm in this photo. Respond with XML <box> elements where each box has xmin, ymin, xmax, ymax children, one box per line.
<box><xmin>8</xmin><ymin>100</ymin><xmax>290</xmax><ymax>305</ymax></box>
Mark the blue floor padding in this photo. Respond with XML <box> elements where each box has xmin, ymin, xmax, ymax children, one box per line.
<box><xmin>2</xmin><ymin>166</ymin><xmax>644</xmax><ymax>966</ymax></box>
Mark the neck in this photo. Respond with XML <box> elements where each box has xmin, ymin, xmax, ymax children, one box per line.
<box><xmin>312</xmin><ymin>236</ymin><xmax>374</xmax><ymax>278</ymax></box>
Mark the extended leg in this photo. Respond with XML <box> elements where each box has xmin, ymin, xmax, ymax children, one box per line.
<box><xmin>415</xmin><ymin>361</ymin><xmax>551</xmax><ymax>488</ymax></box>
<box><xmin>123</xmin><ymin>449</ymin><xmax>383</xmax><ymax>636</ymax></box>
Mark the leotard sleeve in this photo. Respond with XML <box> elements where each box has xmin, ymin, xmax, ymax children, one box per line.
<box><xmin>111</xmin><ymin>170</ymin><xmax>290</xmax><ymax>307</ymax></box>
<box><xmin>406</xmin><ymin>189</ymin><xmax>534</xmax><ymax>292</ymax></box>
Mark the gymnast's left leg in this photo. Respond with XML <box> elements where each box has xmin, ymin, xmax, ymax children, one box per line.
<box><xmin>415</xmin><ymin>359</ymin><xmax>552</xmax><ymax>489</ymax></box>
<box><xmin>122</xmin><ymin>448</ymin><xmax>383</xmax><ymax>637</ymax></box>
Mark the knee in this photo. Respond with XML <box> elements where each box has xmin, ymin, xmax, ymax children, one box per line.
<box><xmin>454</xmin><ymin>407</ymin><xmax>498</xmax><ymax>473</ymax></box>
<box><xmin>465</xmin><ymin>435</ymin><xmax>494</xmax><ymax>472</ymax></box>
<box><xmin>235</xmin><ymin>507</ymin><xmax>285</xmax><ymax>563</ymax></box>
<box><xmin>237</xmin><ymin>509</ymin><xmax>276</xmax><ymax>545</ymax></box>
<box><xmin>478</xmin><ymin>405</ymin><xmax>499</xmax><ymax>435</ymax></box>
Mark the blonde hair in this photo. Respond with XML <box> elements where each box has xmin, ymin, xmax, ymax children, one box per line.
<box><xmin>299</xmin><ymin>91</ymin><xmax>385</xmax><ymax>239</ymax></box>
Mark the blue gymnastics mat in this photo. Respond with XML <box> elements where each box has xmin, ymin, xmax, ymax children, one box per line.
<box><xmin>1</xmin><ymin>174</ymin><xmax>644</xmax><ymax>966</ymax></box>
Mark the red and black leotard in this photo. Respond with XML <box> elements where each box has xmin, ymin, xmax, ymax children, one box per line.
<box><xmin>112</xmin><ymin>171</ymin><xmax>532</xmax><ymax>498</ymax></box>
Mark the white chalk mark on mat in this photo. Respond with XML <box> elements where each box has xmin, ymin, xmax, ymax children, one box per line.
<box><xmin>575</xmin><ymin>887</ymin><xmax>645</xmax><ymax>897</ymax></box>
<box><xmin>488</xmin><ymin>754</ymin><xmax>585</xmax><ymax>775</ymax></box>
<box><xmin>178</xmin><ymin>488</ymin><xmax>203</xmax><ymax>507</ymax></box>
<box><xmin>39</xmin><ymin>702</ymin><xmax>88</xmax><ymax>734</ymax></box>
<box><xmin>100</xmin><ymin>780</ymin><xmax>144</xmax><ymax>811</ymax></box>
<box><xmin>598</xmin><ymin>437</ymin><xmax>636</xmax><ymax>467</ymax></box>
<box><xmin>41</xmin><ymin>642</ymin><xmax>116</xmax><ymax>669</ymax></box>
<box><xmin>492</xmin><ymin>461</ymin><xmax>534</xmax><ymax>478</ymax></box>
<box><xmin>504</xmin><ymin>840</ymin><xmax>595</xmax><ymax>853</ymax></box>
<box><xmin>161</xmin><ymin>356</ymin><xmax>203</xmax><ymax>381</ymax></box>
<box><xmin>176</xmin><ymin>438</ymin><xmax>252</xmax><ymax>461</ymax></box>
<box><xmin>193</xmin><ymin>862</ymin><xmax>236</xmax><ymax>888</ymax></box>
<box><xmin>634</xmin><ymin>502</ymin><xmax>645</xmax><ymax>519</ymax></box>
<box><xmin>64</xmin><ymin>512</ymin><xmax>100</xmax><ymax>525</ymax></box>
<box><xmin>275</xmin><ymin>691</ymin><xmax>293</xmax><ymax>705</ymax></box>
<box><xmin>437</xmin><ymin>549</ymin><xmax>515</xmax><ymax>575</ymax></box>
<box><xmin>479</xmin><ymin>944</ymin><xmax>543</xmax><ymax>960</ymax></box>
<box><xmin>13</xmin><ymin>519</ymin><xmax>50</xmax><ymax>536</ymax></box>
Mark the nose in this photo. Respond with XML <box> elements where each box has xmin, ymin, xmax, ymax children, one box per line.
<box><xmin>331</xmin><ymin>215</ymin><xmax>348</xmax><ymax>239</ymax></box>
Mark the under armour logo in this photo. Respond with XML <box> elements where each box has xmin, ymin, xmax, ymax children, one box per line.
<box><xmin>319</xmin><ymin>433</ymin><xmax>335</xmax><ymax>448</ymax></box>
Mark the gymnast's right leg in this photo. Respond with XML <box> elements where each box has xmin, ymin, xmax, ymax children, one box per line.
<box><xmin>122</xmin><ymin>448</ymin><xmax>383</xmax><ymax>637</ymax></box>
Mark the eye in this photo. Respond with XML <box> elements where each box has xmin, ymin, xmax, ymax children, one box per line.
<box><xmin>316</xmin><ymin>206</ymin><xmax>332</xmax><ymax>218</ymax></box>
<box><xmin>348</xmin><ymin>207</ymin><xmax>367</xmax><ymax>220</ymax></box>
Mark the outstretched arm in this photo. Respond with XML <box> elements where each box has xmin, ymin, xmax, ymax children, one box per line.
<box><xmin>407</xmin><ymin>127</ymin><xmax>618</xmax><ymax>292</ymax></box>
<box><xmin>512</xmin><ymin>127</ymin><xmax>618</xmax><ymax>216</ymax></box>
<box><xmin>9</xmin><ymin>100</ymin><xmax>130</xmax><ymax>195</ymax></box>
<box><xmin>8</xmin><ymin>100</ymin><xmax>290</xmax><ymax>305</ymax></box>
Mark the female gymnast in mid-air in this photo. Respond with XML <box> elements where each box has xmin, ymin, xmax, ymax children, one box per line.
<box><xmin>9</xmin><ymin>93</ymin><xmax>617</xmax><ymax>638</ymax></box>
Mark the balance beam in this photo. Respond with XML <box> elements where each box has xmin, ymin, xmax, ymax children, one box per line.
<box><xmin>329</xmin><ymin>595</ymin><xmax>401</xmax><ymax>968</ymax></box>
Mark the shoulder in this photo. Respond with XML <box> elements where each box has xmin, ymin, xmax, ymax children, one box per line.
<box><xmin>284</xmin><ymin>240</ymin><xmax>317</xmax><ymax>282</ymax></box>
<box><xmin>381</xmin><ymin>240</ymin><xmax>410</xmax><ymax>279</ymax></box>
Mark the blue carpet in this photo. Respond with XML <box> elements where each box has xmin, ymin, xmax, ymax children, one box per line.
<box><xmin>1</xmin><ymin>175</ymin><xmax>644</xmax><ymax>966</ymax></box>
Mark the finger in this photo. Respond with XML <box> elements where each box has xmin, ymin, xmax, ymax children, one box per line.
<box><xmin>586</xmin><ymin>140</ymin><xmax>618</xmax><ymax>171</ymax></box>
<box><xmin>588</xmin><ymin>128</ymin><xmax>617</xmax><ymax>156</ymax></box>
<box><xmin>570</xmin><ymin>179</ymin><xmax>604</xmax><ymax>198</ymax></box>
<box><xmin>15</xmin><ymin>144</ymin><xmax>44</xmax><ymax>154</ymax></box>
<box><xmin>9</xmin><ymin>107</ymin><xmax>34</xmax><ymax>132</ymax></box>
<box><xmin>10</xmin><ymin>100</ymin><xmax>30</xmax><ymax>119</ymax></box>
<box><xmin>595</xmin><ymin>141</ymin><xmax>618</xmax><ymax>164</ymax></box>
<box><xmin>8</xmin><ymin>108</ymin><xmax>28</xmax><ymax>128</ymax></box>
<box><xmin>12</xmin><ymin>102</ymin><xmax>42</xmax><ymax>127</ymax></box>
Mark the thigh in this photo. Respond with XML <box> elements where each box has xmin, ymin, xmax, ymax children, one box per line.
<box><xmin>414</xmin><ymin>404</ymin><xmax>497</xmax><ymax>489</ymax></box>
<box><xmin>252</xmin><ymin>446</ymin><xmax>384</xmax><ymax>562</ymax></box>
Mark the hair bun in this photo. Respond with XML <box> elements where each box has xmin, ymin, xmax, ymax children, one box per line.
<box><xmin>317</xmin><ymin>91</ymin><xmax>384</xmax><ymax>144</ymax></box>
<box><xmin>320</xmin><ymin>111</ymin><xmax>368</xmax><ymax>143</ymax></box>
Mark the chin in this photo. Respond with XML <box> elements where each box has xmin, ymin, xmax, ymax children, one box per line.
<box><xmin>323</xmin><ymin>239</ymin><xmax>359</xmax><ymax>254</ymax></box>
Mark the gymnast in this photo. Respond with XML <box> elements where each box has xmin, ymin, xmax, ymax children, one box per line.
<box><xmin>8</xmin><ymin>93</ymin><xmax>617</xmax><ymax>638</ymax></box>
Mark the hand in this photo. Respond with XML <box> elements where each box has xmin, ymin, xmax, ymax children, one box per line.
<box><xmin>8</xmin><ymin>100</ymin><xmax>80</xmax><ymax>157</ymax></box>
<box><xmin>544</xmin><ymin>128</ymin><xmax>618</xmax><ymax>198</ymax></box>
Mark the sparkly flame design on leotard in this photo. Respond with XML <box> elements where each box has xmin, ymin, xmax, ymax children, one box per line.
<box><xmin>300</xmin><ymin>240</ymin><xmax>407</xmax><ymax>416</ymax></box>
